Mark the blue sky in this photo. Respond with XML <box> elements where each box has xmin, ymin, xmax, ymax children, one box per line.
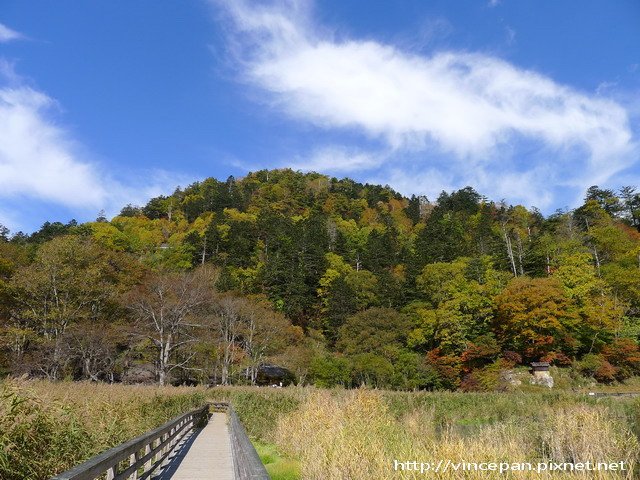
<box><xmin>1</xmin><ymin>0</ymin><xmax>639</xmax><ymax>232</ymax></box>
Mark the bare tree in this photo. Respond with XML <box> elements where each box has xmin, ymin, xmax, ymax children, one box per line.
<box><xmin>209</xmin><ymin>295</ymin><xmax>245</xmax><ymax>385</ymax></box>
<box><xmin>127</xmin><ymin>267</ymin><xmax>216</xmax><ymax>386</ymax></box>
<box><xmin>62</xmin><ymin>322</ymin><xmax>123</xmax><ymax>382</ymax></box>
<box><xmin>205</xmin><ymin>294</ymin><xmax>297</xmax><ymax>385</ymax></box>
<box><xmin>241</xmin><ymin>301</ymin><xmax>293</xmax><ymax>385</ymax></box>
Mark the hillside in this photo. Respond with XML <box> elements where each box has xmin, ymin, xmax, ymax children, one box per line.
<box><xmin>1</xmin><ymin>169</ymin><xmax>640</xmax><ymax>390</ymax></box>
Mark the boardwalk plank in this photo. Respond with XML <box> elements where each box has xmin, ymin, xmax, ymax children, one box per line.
<box><xmin>160</xmin><ymin>412</ymin><xmax>235</xmax><ymax>480</ymax></box>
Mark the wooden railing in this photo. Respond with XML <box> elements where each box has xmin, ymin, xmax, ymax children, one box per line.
<box><xmin>50</xmin><ymin>402</ymin><xmax>269</xmax><ymax>480</ymax></box>
<box><xmin>212</xmin><ymin>402</ymin><xmax>270</xmax><ymax>480</ymax></box>
<box><xmin>50</xmin><ymin>405</ymin><xmax>209</xmax><ymax>480</ymax></box>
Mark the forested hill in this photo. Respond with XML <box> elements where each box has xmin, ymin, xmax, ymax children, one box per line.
<box><xmin>1</xmin><ymin>169</ymin><xmax>640</xmax><ymax>390</ymax></box>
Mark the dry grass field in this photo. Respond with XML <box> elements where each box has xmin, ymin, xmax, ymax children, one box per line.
<box><xmin>211</xmin><ymin>386</ymin><xmax>640</xmax><ymax>479</ymax></box>
<box><xmin>271</xmin><ymin>389</ymin><xmax>639</xmax><ymax>479</ymax></box>
<box><xmin>2</xmin><ymin>381</ymin><xmax>640</xmax><ymax>479</ymax></box>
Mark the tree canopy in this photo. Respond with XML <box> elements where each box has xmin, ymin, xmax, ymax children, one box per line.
<box><xmin>2</xmin><ymin>171</ymin><xmax>640</xmax><ymax>389</ymax></box>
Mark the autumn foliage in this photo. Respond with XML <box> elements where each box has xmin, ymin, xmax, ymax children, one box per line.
<box><xmin>1</xmin><ymin>171</ymin><xmax>640</xmax><ymax>389</ymax></box>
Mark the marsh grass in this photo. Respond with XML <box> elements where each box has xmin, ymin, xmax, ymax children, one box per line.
<box><xmin>0</xmin><ymin>379</ymin><xmax>206</xmax><ymax>480</ymax></box>
<box><xmin>206</xmin><ymin>386</ymin><xmax>306</xmax><ymax>439</ymax></box>
<box><xmin>202</xmin><ymin>386</ymin><xmax>640</xmax><ymax>479</ymax></box>
<box><xmin>4</xmin><ymin>382</ymin><xmax>640</xmax><ymax>480</ymax></box>
<box><xmin>272</xmin><ymin>390</ymin><xmax>640</xmax><ymax>479</ymax></box>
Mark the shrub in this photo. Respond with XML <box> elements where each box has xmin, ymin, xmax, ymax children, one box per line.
<box><xmin>308</xmin><ymin>355</ymin><xmax>351</xmax><ymax>387</ymax></box>
<box><xmin>577</xmin><ymin>354</ymin><xmax>617</xmax><ymax>383</ymax></box>
<box><xmin>460</xmin><ymin>334</ymin><xmax>500</xmax><ymax>370</ymax></box>
<box><xmin>425</xmin><ymin>348</ymin><xmax>462</xmax><ymax>390</ymax></box>
<box><xmin>459</xmin><ymin>359</ymin><xmax>515</xmax><ymax>392</ymax></box>
<box><xmin>603</xmin><ymin>338</ymin><xmax>640</xmax><ymax>381</ymax></box>
<box><xmin>540</xmin><ymin>351</ymin><xmax>572</xmax><ymax>366</ymax></box>
<box><xmin>501</xmin><ymin>350</ymin><xmax>523</xmax><ymax>366</ymax></box>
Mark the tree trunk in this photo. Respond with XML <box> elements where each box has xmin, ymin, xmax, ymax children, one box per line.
<box><xmin>516</xmin><ymin>233</ymin><xmax>525</xmax><ymax>276</ymax></box>
<box><xmin>158</xmin><ymin>337</ymin><xmax>171</xmax><ymax>386</ymax></box>
<box><xmin>503</xmin><ymin>229</ymin><xmax>517</xmax><ymax>277</ymax></box>
<box><xmin>221</xmin><ymin>361</ymin><xmax>229</xmax><ymax>386</ymax></box>
<box><xmin>546</xmin><ymin>254</ymin><xmax>551</xmax><ymax>276</ymax></box>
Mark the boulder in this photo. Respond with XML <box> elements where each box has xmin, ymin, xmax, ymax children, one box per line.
<box><xmin>530</xmin><ymin>371</ymin><xmax>554</xmax><ymax>388</ymax></box>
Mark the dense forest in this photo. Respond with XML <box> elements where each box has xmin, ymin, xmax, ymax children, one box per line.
<box><xmin>1</xmin><ymin>169</ymin><xmax>640</xmax><ymax>390</ymax></box>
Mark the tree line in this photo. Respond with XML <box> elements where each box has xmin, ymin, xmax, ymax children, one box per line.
<box><xmin>1</xmin><ymin>170</ymin><xmax>639</xmax><ymax>389</ymax></box>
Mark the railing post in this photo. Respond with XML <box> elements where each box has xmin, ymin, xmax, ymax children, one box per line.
<box><xmin>169</xmin><ymin>427</ymin><xmax>175</xmax><ymax>450</ymax></box>
<box><xmin>144</xmin><ymin>443</ymin><xmax>152</xmax><ymax>472</ymax></box>
<box><xmin>153</xmin><ymin>438</ymin><xmax>161</xmax><ymax>464</ymax></box>
<box><xmin>163</xmin><ymin>432</ymin><xmax>169</xmax><ymax>459</ymax></box>
<box><xmin>129</xmin><ymin>452</ymin><xmax>138</xmax><ymax>480</ymax></box>
<box><xmin>106</xmin><ymin>466</ymin><xmax>115</xmax><ymax>480</ymax></box>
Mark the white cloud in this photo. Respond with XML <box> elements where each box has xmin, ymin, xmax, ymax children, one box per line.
<box><xmin>214</xmin><ymin>0</ymin><xmax>637</xmax><ymax>209</ymax></box>
<box><xmin>0</xmin><ymin>64</ymin><xmax>188</xmax><ymax>230</ymax></box>
<box><xmin>292</xmin><ymin>146</ymin><xmax>384</xmax><ymax>173</ymax></box>
<box><xmin>0</xmin><ymin>23</ymin><xmax>23</xmax><ymax>42</ymax></box>
<box><xmin>0</xmin><ymin>82</ymin><xmax>109</xmax><ymax>207</ymax></box>
<box><xmin>0</xmin><ymin>205</ymin><xmax>21</xmax><ymax>231</ymax></box>
<box><xmin>366</xmin><ymin>167</ymin><xmax>456</xmax><ymax>201</ymax></box>
<box><xmin>596</xmin><ymin>81</ymin><xmax>618</xmax><ymax>95</ymax></box>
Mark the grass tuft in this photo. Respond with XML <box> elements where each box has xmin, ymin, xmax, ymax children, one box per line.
<box><xmin>254</xmin><ymin>441</ymin><xmax>301</xmax><ymax>480</ymax></box>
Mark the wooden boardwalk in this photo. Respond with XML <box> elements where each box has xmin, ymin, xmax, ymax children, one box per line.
<box><xmin>159</xmin><ymin>412</ymin><xmax>234</xmax><ymax>479</ymax></box>
<box><xmin>50</xmin><ymin>402</ymin><xmax>269</xmax><ymax>480</ymax></box>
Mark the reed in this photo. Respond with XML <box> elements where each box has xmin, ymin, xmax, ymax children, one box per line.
<box><xmin>274</xmin><ymin>390</ymin><xmax>640</xmax><ymax>479</ymax></box>
<box><xmin>4</xmin><ymin>381</ymin><xmax>640</xmax><ymax>480</ymax></box>
<box><xmin>0</xmin><ymin>379</ymin><xmax>206</xmax><ymax>480</ymax></box>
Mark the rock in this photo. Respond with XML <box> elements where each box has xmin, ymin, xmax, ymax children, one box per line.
<box><xmin>530</xmin><ymin>371</ymin><xmax>554</xmax><ymax>388</ymax></box>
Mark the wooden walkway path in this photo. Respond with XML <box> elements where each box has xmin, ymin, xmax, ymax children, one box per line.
<box><xmin>159</xmin><ymin>412</ymin><xmax>234</xmax><ymax>479</ymax></box>
<box><xmin>51</xmin><ymin>402</ymin><xmax>269</xmax><ymax>480</ymax></box>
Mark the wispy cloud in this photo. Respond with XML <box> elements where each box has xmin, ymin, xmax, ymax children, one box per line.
<box><xmin>0</xmin><ymin>72</ymin><xmax>108</xmax><ymax>207</ymax></box>
<box><xmin>410</xmin><ymin>17</ymin><xmax>453</xmax><ymax>51</ymax></box>
<box><xmin>0</xmin><ymin>63</ymin><xmax>189</xmax><ymax>231</ymax></box>
<box><xmin>0</xmin><ymin>23</ymin><xmax>24</xmax><ymax>42</ymax></box>
<box><xmin>213</xmin><ymin>0</ymin><xmax>637</xmax><ymax>209</ymax></box>
<box><xmin>291</xmin><ymin>146</ymin><xmax>384</xmax><ymax>173</ymax></box>
<box><xmin>505</xmin><ymin>26</ymin><xmax>516</xmax><ymax>45</ymax></box>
